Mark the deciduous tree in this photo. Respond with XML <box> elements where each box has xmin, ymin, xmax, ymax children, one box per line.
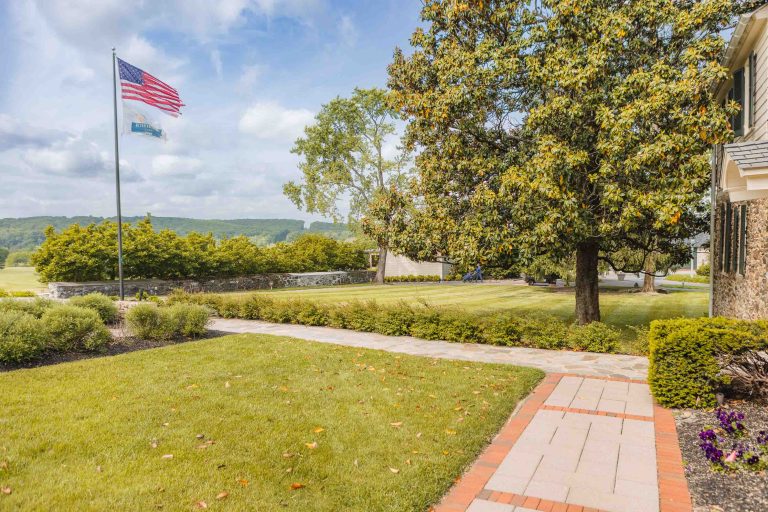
<box><xmin>285</xmin><ymin>88</ymin><xmax>411</xmax><ymax>284</ymax></box>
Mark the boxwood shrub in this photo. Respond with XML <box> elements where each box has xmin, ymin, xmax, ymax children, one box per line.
<box><xmin>167</xmin><ymin>290</ymin><xmax>629</xmax><ymax>353</ymax></box>
<box><xmin>648</xmin><ymin>317</ymin><xmax>768</xmax><ymax>408</ymax></box>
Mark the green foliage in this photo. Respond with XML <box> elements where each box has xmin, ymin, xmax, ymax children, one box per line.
<box><xmin>567</xmin><ymin>322</ymin><xmax>621</xmax><ymax>353</ymax></box>
<box><xmin>696</xmin><ymin>263</ymin><xmax>711</xmax><ymax>277</ymax></box>
<box><xmin>6</xmin><ymin>251</ymin><xmax>33</xmax><ymax>267</ymax></box>
<box><xmin>648</xmin><ymin>317</ymin><xmax>768</xmax><ymax>408</ymax></box>
<box><xmin>285</xmin><ymin>88</ymin><xmax>412</xmax><ymax>282</ymax></box>
<box><xmin>0</xmin><ymin>247</ymin><xmax>8</xmax><ymax>269</ymax></box>
<box><xmin>0</xmin><ymin>297</ymin><xmax>56</xmax><ymax>318</ymax></box>
<box><xmin>387</xmin><ymin>0</ymin><xmax>735</xmax><ymax>323</ymax></box>
<box><xmin>125</xmin><ymin>303</ymin><xmax>210</xmax><ymax>341</ymax></box>
<box><xmin>0</xmin><ymin>311</ymin><xmax>46</xmax><ymax>363</ymax></box>
<box><xmin>41</xmin><ymin>306</ymin><xmax>111</xmax><ymax>352</ymax></box>
<box><xmin>69</xmin><ymin>293</ymin><xmax>119</xmax><ymax>324</ymax></box>
<box><xmin>665</xmin><ymin>273</ymin><xmax>709</xmax><ymax>284</ymax></box>
<box><xmin>384</xmin><ymin>275</ymin><xmax>441</xmax><ymax>283</ymax></box>
<box><xmin>33</xmin><ymin>217</ymin><xmax>367</xmax><ymax>282</ymax></box>
<box><xmin>170</xmin><ymin>293</ymin><xmax>629</xmax><ymax>353</ymax></box>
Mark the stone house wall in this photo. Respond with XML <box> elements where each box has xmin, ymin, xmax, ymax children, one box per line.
<box><xmin>48</xmin><ymin>270</ymin><xmax>376</xmax><ymax>299</ymax></box>
<box><xmin>712</xmin><ymin>196</ymin><xmax>768</xmax><ymax>319</ymax></box>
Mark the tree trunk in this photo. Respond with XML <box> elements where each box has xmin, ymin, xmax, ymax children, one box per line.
<box><xmin>375</xmin><ymin>246</ymin><xmax>387</xmax><ymax>284</ymax></box>
<box><xmin>641</xmin><ymin>253</ymin><xmax>656</xmax><ymax>293</ymax></box>
<box><xmin>575</xmin><ymin>242</ymin><xmax>601</xmax><ymax>324</ymax></box>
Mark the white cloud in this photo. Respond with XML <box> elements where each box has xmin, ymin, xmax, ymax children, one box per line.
<box><xmin>210</xmin><ymin>49</ymin><xmax>224</xmax><ymax>79</ymax></box>
<box><xmin>22</xmin><ymin>136</ymin><xmax>111</xmax><ymax>177</ymax></box>
<box><xmin>238</xmin><ymin>102</ymin><xmax>314</xmax><ymax>141</ymax></box>
<box><xmin>339</xmin><ymin>15</ymin><xmax>357</xmax><ymax>46</ymax></box>
<box><xmin>236</xmin><ymin>65</ymin><xmax>264</xmax><ymax>94</ymax></box>
<box><xmin>151</xmin><ymin>154</ymin><xmax>204</xmax><ymax>177</ymax></box>
<box><xmin>0</xmin><ymin>114</ymin><xmax>67</xmax><ymax>151</ymax></box>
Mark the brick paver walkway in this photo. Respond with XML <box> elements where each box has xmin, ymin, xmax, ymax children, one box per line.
<box><xmin>435</xmin><ymin>374</ymin><xmax>691</xmax><ymax>512</ymax></box>
<box><xmin>211</xmin><ymin>319</ymin><xmax>649</xmax><ymax>379</ymax></box>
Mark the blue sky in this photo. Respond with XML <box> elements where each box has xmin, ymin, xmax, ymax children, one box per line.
<box><xmin>0</xmin><ymin>0</ymin><xmax>421</xmax><ymax>222</ymax></box>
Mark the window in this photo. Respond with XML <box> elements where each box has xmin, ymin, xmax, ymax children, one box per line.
<box><xmin>731</xmin><ymin>68</ymin><xmax>745</xmax><ymax>136</ymax></box>
<box><xmin>749</xmin><ymin>52</ymin><xmax>757</xmax><ymax>128</ymax></box>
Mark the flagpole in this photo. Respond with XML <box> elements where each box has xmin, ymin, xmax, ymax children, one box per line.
<box><xmin>112</xmin><ymin>48</ymin><xmax>125</xmax><ymax>301</ymax></box>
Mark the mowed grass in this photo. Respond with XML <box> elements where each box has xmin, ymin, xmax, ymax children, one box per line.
<box><xmin>0</xmin><ymin>334</ymin><xmax>542</xmax><ymax>511</ymax></box>
<box><xmin>231</xmin><ymin>283</ymin><xmax>708</xmax><ymax>329</ymax></box>
<box><xmin>0</xmin><ymin>267</ymin><xmax>44</xmax><ymax>292</ymax></box>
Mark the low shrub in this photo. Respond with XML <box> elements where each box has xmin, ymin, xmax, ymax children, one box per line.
<box><xmin>41</xmin><ymin>305</ymin><xmax>111</xmax><ymax>352</ymax></box>
<box><xmin>517</xmin><ymin>316</ymin><xmax>569</xmax><ymax>350</ymax></box>
<box><xmin>567</xmin><ymin>322</ymin><xmax>621</xmax><ymax>353</ymax></box>
<box><xmin>0</xmin><ymin>297</ymin><xmax>56</xmax><ymax>318</ymax></box>
<box><xmin>648</xmin><ymin>317</ymin><xmax>768</xmax><ymax>408</ymax></box>
<box><xmin>0</xmin><ymin>289</ymin><xmax>8</xmax><ymax>298</ymax></box>
<box><xmin>9</xmin><ymin>291</ymin><xmax>36</xmax><ymax>298</ymax></box>
<box><xmin>125</xmin><ymin>303</ymin><xmax>210</xmax><ymax>341</ymax></box>
<box><xmin>665</xmin><ymin>274</ymin><xmax>709</xmax><ymax>284</ymax></box>
<box><xmin>481</xmin><ymin>313</ymin><xmax>524</xmax><ymax>346</ymax></box>
<box><xmin>69</xmin><ymin>293</ymin><xmax>119</xmax><ymax>324</ymax></box>
<box><xmin>0</xmin><ymin>311</ymin><xmax>46</xmax><ymax>363</ymax></box>
<box><xmin>696</xmin><ymin>263</ymin><xmax>711</xmax><ymax>277</ymax></box>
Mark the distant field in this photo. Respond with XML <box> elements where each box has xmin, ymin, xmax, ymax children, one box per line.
<box><xmin>233</xmin><ymin>283</ymin><xmax>708</xmax><ymax>330</ymax></box>
<box><xmin>0</xmin><ymin>266</ymin><xmax>44</xmax><ymax>292</ymax></box>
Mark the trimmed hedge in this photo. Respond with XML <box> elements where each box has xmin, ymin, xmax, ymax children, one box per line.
<box><xmin>384</xmin><ymin>275</ymin><xmax>441</xmax><ymax>283</ymax></box>
<box><xmin>167</xmin><ymin>290</ymin><xmax>627</xmax><ymax>353</ymax></box>
<box><xmin>0</xmin><ymin>311</ymin><xmax>46</xmax><ymax>363</ymax></box>
<box><xmin>41</xmin><ymin>305</ymin><xmax>111</xmax><ymax>352</ymax></box>
<box><xmin>648</xmin><ymin>317</ymin><xmax>768</xmax><ymax>408</ymax></box>
<box><xmin>125</xmin><ymin>303</ymin><xmax>210</xmax><ymax>341</ymax></box>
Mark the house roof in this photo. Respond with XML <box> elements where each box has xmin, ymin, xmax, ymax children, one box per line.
<box><xmin>724</xmin><ymin>141</ymin><xmax>768</xmax><ymax>171</ymax></box>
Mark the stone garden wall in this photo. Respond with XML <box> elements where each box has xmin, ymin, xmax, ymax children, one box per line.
<box><xmin>712</xmin><ymin>196</ymin><xmax>768</xmax><ymax>319</ymax></box>
<box><xmin>48</xmin><ymin>270</ymin><xmax>376</xmax><ymax>299</ymax></box>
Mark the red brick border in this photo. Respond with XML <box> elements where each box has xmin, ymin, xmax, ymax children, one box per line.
<box><xmin>431</xmin><ymin>373</ymin><xmax>693</xmax><ymax>512</ymax></box>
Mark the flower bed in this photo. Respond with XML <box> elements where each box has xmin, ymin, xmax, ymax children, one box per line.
<box><xmin>676</xmin><ymin>403</ymin><xmax>768</xmax><ymax>512</ymax></box>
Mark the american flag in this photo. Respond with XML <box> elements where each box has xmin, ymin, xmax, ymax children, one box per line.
<box><xmin>118</xmin><ymin>58</ymin><xmax>184</xmax><ymax>117</ymax></box>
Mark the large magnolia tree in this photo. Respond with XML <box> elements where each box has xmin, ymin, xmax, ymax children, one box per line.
<box><xmin>388</xmin><ymin>0</ymin><xmax>736</xmax><ymax>323</ymax></box>
<box><xmin>284</xmin><ymin>88</ymin><xmax>411</xmax><ymax>284</ymax></box>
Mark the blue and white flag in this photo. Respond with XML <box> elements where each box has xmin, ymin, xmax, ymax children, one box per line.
<box><xmin>122</xmin><ymin>100</ymin><xmax>166</xmax><ymax>140</ymax></box>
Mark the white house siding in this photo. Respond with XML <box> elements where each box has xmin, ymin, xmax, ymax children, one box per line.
<box><xmin>384</xmin><ymin>254</ymin><xmax>454</xmax><ymax>279</ymax></box>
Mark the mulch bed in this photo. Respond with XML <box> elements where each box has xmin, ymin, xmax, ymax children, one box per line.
<box><xmin>0</xmin><ymin>328</ymin><xmax>229</xmax><ymax>373</ymax></box>
<box><xmin>676</xmin><ymin>400</ymin><xmax>768</xmax><ymax>512</ymax></box>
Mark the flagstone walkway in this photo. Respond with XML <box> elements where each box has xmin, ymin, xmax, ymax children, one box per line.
<box><xmin>211</xmin><ymin>319</ymin><xmax>649</xmax><ymax>380</ymax></box>
<box><xmin>212</xmin><ymin>319</ymin><xmax>691</xmax><ymax>512</ymax></box>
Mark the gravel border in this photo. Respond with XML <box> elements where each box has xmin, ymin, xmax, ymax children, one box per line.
<box><xmin>676</xmin><ymin>401</ymin><xmax>768</xmax><ymax>512</ymax></box>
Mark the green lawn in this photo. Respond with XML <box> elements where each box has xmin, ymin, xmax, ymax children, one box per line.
<box><xmin>0</xmin><ymin>334</ymin><xmax>542</xmax><ymax>511</ymax></box>
<box><xmin>232</xmin><ymin>283</ymin><xmax>708</xmax><ymax>329</ymax></box>
<box><xmin>0</xmin><ymin>267</ymin><xmax>44</xmax><ymax>292</ymax></box>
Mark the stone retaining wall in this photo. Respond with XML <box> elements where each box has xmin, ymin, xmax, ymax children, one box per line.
<box><xmin>48</xmin><ymin>271</ymin><xmax>376</xmax><ymax>299</ymax></box>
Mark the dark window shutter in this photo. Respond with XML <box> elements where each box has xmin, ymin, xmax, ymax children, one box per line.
<box><xmin>749</xmin><ymin>53</ymin><xmax>757</xmax><ymax>128</ymax></box>
<box><xmin>720</xmin><ymin>204</ymin><xmax>727</xmax><ymax>272</ymax></box>
<box><xmin>733</xmin><ymin>68</ymin><xmax>745</xmax><ymax>136</ymax></box>
<box><xmin>724</xmin><ymin>202</ymin><xmax>732</xmax><ymax>272</ymax></box>
<box><xmin>739</xmin><ymin>204</ymin><xmax>748</xmax><ymax>275</ymax></box>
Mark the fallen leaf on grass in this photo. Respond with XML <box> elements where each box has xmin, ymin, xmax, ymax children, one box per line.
<box><xmin>237</xmin><ymin>479</ymin><xmax>249</xmax><ymax>487</ymax></box>
<box><xmin>290</xmin><ymin>482</ymin><xmax>305</xmax><ymax>490</ymax></box>
<box><xmin>195</xmin><ymin>501</ymin><xmax>207</xmax><ymax>509</ymax></box>
<box><xmin>445</xmin><ymin>429</ymin><xmax>456</xmax><ymax>435</ymax></box>
<box><xmin>282</xmin><ymin>452</ymin><xmax>294</xmax><ymax>458</ymax></box>
<box><xmin>416</xmin><ymin>432</ymin><xmax>422</xmax><ymax>438</ymax></box>
<box><xmin>216</xmin><ymin>492</ymin><xmax>229</xmax><ymax>500</ymax></box>
<box><xmin>1</xmin><ymin>487</ymin><xmax>11</xmax><ymax>495</ymax></box>
<box><xmin>313</xmin><ymin>427</ymin><xmax>324</xmax><ymax>433</ymax></box>
<box><xmin>196</xmin><ymin>434</ymin><xmax>205</xmax><ymax>439</ymax></box>
<box><xmin>0</xmin><ymin>461</ymin><xmax>8</xmax><ymax>470</ymax></box>
<box><xmin>225</xmin><ymin>381</ymin><xmax>231</xmax><ymax>388</ymax></box>
<box><xmin>285</xmin><ymin>467</ymin><xmax>293</xmax><ymax>473</ymax></box>
<box><xmin>161</xmin><ymin>454</ymin><xmax>173</xmax><ymax>459</ymax></box>
<box><xmin>186</xmin><ymin>384</ymin><xmax>199</xmax><ymax>390</ymax></box>
<box><xmin>390</xmin><ymin>422</ymin><xmax>403</xmax><ymax>428</ymax></box>
<box><xmin>305</xmin><ymin>442</ymin><xmax>318</xmax><ymax>449</ymax></box>
<box><xmin>389</xmin><ymin>467</ymin><xmax>400</xmax><ymax>474</ymax></box>
<box><xmin>197</xmin><ymin>445</ymin><xmax>209</xmax><ymax>450</ymax></box>
<box><xmin>150</xmin><ymin>441</ymin><xmax>158</xmax><ymax>449</ymax></box>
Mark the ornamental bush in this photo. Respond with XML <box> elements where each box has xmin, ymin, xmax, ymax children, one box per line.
<box><xmin>125</xmin><ymin>303</ymin><xmax>210</xmax><ymax>341</ymax></box>
<box><xmin>69</xmin><ymin>293</ymin><xmax>119</xmax><ymax>324</ymax></box>
<box><xmin>169</xmin><ymin>292</ymin><xmax>632</xmax><ymax>353</ymax></box>
<box><xmin>0</xmin><ymin>311</ymin><xmax>46</xmax><ymax>363</ymax></box>
<box><xmin>648</xmin><ymin>317</ymin><xmax>768</xmax><ymax>408</ymax></box>
<box><xmin>41</xmin><ymin>305</ymin><xmax>111</xmax><ymax>352</ymax></box>
<box><xmin>0</xmin><ymin>297</ymin><xmax>56</xmax><ymax>318</ymax></box>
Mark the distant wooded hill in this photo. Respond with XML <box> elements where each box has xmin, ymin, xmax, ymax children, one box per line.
<box><xmin>0</xmin><ymin>216</ymin><xmax>354</xmax><ymax>250</ymax></box>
